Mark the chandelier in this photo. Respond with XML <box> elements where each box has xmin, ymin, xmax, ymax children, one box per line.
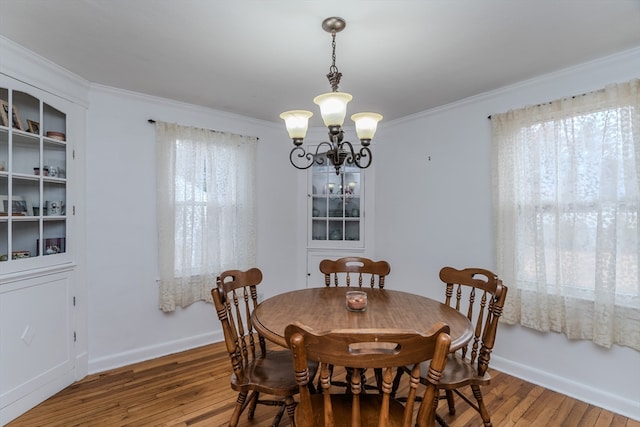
<box><xmin>280</xmin><ymin>17</ymin><xmax>383</xmax><ymax>175</ymax></box>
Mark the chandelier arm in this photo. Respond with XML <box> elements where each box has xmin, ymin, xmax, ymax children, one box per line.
<box><xmin>289</xmin><ymin>145</ymin><xmax>314</xmax><ymax>170</ymax></box>
<box><xmin>314</xmin><ymin>141</ymin><xmax>336</xmax><ymax>167</ymax></box>
<box><xmin>289</xmin><ymin>142</ymin><xmax>338</xmax><ymax>170</ymax></box>
<box><xmin>339</xmin><ymin>141</ymin><xmax>373</xmax><ymax>170</ymax></box>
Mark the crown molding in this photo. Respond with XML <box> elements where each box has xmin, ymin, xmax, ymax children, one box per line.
<box><xmin>386</xmin><ymin>46</ymin><xmax>640</xmax><ymax>127</ymax></box>
<box><xmin>0</xmin><ymin>35</ymin><xmax>90</xmax><ymax>107</ymax></box>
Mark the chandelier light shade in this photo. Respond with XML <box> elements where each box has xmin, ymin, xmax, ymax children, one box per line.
<box><xmin>281</xmin><ymin>17</ymin><xmax>382</xmax><ymax>174</ymax></box>
<box><xmin>280</xmin><ymin>110</ymin><xmax>314</xmax><ymax>142</ymax></box>
<box><xmin>351</xmin><ymin>112</ymin><xmax>384</xmax><ymax>143</ymax></box>
<box><xmin>313</xmin><ymin>92</ymin><xmax>353</xmax><ymax>126</ymax></box>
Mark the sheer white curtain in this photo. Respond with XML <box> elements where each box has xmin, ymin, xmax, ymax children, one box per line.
<box><xmin>155</xmin><ymin>122</ymin><xmax>257</xmax><ymax>311</ymax></box>
<box><xmin>491</xmin><ymin>79</ymin><xmax>640</xmax><ymax>350</ymax></box>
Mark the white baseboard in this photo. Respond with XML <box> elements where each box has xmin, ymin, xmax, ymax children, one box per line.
<box><xmin>75</xmin><ymin>351</ymin><xmax>89</xmax><ymax>380</ymax></box>
<box><xmin>0</xmin><ymin>372</ymin><xmax>76</xmax><ymax>425</ymax></box>
<box><xmin>491</xmin><ymin>355</ymin><xmax>640</xmax><ymax>421</ymax></box>
<box><xmin>87</xmin><ymin>331</ymin><xmax>223</xmax><ymax>375</ymax></box>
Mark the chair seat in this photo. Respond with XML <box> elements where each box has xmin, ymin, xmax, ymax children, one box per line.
<box><xmin>231</xmin><ymin>349</ymin><xmax>318</xmax><ymax>396</ymax></box>
<box><xmin>419</xmin><ymin>354</ymin><xmax>491</xmax><ymax>390</ymax></box>
<box><xmin>295</xmin><ymin>393</ymin><xmax>407</xmax><ymax>427</ymax></box>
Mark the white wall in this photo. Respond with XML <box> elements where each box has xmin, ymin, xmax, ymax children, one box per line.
<box><xmin>373</xmin><ymin>48</ymin><xmax>640</xmax><ymax>420</ymax></box>
<box><xmin>85</xmin><ymin>86</ymin><xmax>302</xmax><ymax>372</ymax></box>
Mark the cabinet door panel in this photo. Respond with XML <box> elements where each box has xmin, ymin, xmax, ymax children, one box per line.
<box><xmin>0</xmin><ymin>273</ymin><xmax>74</xmax><ymax>422</ymax></box>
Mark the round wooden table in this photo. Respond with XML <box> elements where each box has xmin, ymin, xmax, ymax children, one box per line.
<box><xmin>252</xmin><ymin>287</ymin><xmax>473</xmax><ymax>350</ymax></box>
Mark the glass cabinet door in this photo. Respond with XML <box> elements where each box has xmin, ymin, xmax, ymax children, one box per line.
<box><xmin>310</xmin><ymin>153</ymin><xmax>363</xmax><ymax>247</ymax></box>
<box><xmin>0</xmin><ymin>86</ymin><xmax>68</xmax><ymax>263</ymax></box>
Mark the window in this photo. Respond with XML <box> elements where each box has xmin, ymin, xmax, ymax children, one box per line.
<box><xmin>155</xmin><ymin>122</ymin><xmax>257</xmax><ymax>311</ymax></box>
<box><xmin>491</xmin><ymin>79</ymin><xmax>639</xmax><ymax>350</ymax></box>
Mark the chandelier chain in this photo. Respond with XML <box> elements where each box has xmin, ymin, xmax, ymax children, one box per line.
<box><xmin>327</xmin><ymin>30</ymin><xmax>342</xmax><ymax>92</ymax></box>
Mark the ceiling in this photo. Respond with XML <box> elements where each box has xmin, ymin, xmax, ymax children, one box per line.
<box><xmin>1</xmin><ymin>1</ymin><xmax>639</xmax><ymax>126</ymax></box>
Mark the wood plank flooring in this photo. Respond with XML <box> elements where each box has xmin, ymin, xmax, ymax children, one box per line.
<box><xmin>7</xmin><ymin>341</ymin><xmax>639</xmax><ymax>426</ymax></box>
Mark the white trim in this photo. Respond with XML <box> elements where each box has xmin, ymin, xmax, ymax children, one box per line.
<box><xmin>0</xmin><ymin>36</ymin><xmax>90</xmax><ymax>107</ymax></box>
<box><xmin>0</xmin><ymin>263</ymin><xmax>76</xmax><ymax>286</ymax></box>
<box><xmin>88</xmin><ymin>331</ymin><xmax>223</xmax><ymax>375</ymax></box>
<box><xmin>90</xmin><ymin>83</ymin><xmax>280</xmax><ymax>129</ymax></box>
<box><xmin>386</xmin><ymin>46</ymin><xmax>640</xmax><ymax>127</ymax></box>
<box><xmin>491</xmin><ymin>355</ymin><xmax>640</xmax><ymax>421</ymax></box>
<box><xmin>0</xmin><ymin>372</ymin><xmax>76</xmax><ymax>425</ymax></box>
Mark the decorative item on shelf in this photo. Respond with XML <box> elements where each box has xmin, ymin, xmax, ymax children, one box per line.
<box><xmin>280</xmin><ymin>17</ymin><xmax>382</xmax><ymax>175</ymax></box>
<box><xmin>34</xmin><ymin>166</ymin><xmax>49</xmax><ymax>176</ymax></box>
<box><xmin>0</xmin><ymin>100</ymin><xmax>7</xmax><ymax>127</ymax></box>
<box><xmin>36</xmin><ymin>237</ymin><xmax>66</xmax><ymax>256</ymax></box>
<box><xmin>330</xmin><ymin>229</ymin><xmax>342</xmax><ymax>240</ymax></box>
<box><xmin>312</xmin><ymin>208</ymin><xmax>320</xmax><ymax>217</ymax></box>
<box><xmin>0</xmin><ymin>252</ymin><xmax>28</xmax><ymax>261</ymax></box>
<box><xmin>27</xmin><ymin>119</ymin><xmax>40</xmax><ymax>134</ymax></box>
<box><xmin>45</xmin><ymin>131</ymin><xmax>66</xmax><ymax>141</ymax></box>
<box><xmin>346</xmin><ymin>290</ymin><xmax>367</xmax><ymax>312</ymax></box>
<box><xmin>0</xmin><ymin>100</ymin><xmax>24</xmax><ymax>130</ymax></box>
<box><xmin>0</xmin><ymin>160</ymin><xmax>5</xmax><ymax>171</ymax></box>
<box><xmin>45</xmin><ymin>200</ymin><xmax>65</xmax><ymax>216</ymax></box>
<box><xmin>47</xmin><ymin>166</ymin><xmax>58</xmax><ymax>177</ymax></box>
<box><xmin>0</xmin><ymin>195</ymin><xmax>33</xmax><ymax>216</ymax></box>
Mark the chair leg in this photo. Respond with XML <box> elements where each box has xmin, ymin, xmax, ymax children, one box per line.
<box><xmin>320</xmin><ymin>364</ymin><xmax>335</xmax><ymax>392</ymax></box>
<box><xmin>284</xmin><ymin>396</ymin><xmax>297</xmax><ymax>427</ymax></box>
<box><xmin>445</xmin><ymin>390</ymin><xmax>456</xmax><ymax>414</ymax></box>
<box><xmin>270</xmin><ymin>404</ymin><xmax>286</xmax><ymax>427</ymax></box>
<box><xmin>374</xmin><ymin>368</ymin><xmax>383</xmax><ymax>392</ymax></box>
<box><xmin>390</xmin><ymin>367</ymin><xmax>404</xmax><ymax>398</ymax></box>
<box><xmin>229</xmin><ymin>391</ymin><xmax>248</xmax><ymax>427</ymax></box>
<box><xmin>247</xmin><ymin>391</ymin><xmax>259</xmax><ymax>419</ymax></box>
<box><xmin>471</xmin><ymin>385</ymin><xmax>492</xmax><ymax>427</ymax></box>
<box><xmin>345</xmin><ymin>367</ymin><xmax>354</xmax><ymax>393</ymax></box>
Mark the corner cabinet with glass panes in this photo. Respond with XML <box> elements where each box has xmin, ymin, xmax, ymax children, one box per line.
<box><xmin>0</xmin><ymin>85</ymin><xmax>69</xmax><ymax>266</ymax></box>
<box><xmin>309</xmin><ymin>153</ymin><xmax>364</xmax><ymax>248</ymax></box>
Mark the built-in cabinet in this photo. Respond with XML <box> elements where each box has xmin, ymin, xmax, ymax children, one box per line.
<box><xmin>306</xmin><ymin>151</ymin><xmax>373</xmax><ymax>286</ymax></box>
<box><xmin>0</xmin><ymin>85</ymin><xmax>69</xmax><ymax>265</ymax></box>
<box><xmin>0</xmin><ymin>68</ymin><xmax>85</xmax><ymax>425</ymax></box>
<box><xmin>309</xmin><ymin>154</ymin><xmax>364</xmax><ymax>246</ymax></box>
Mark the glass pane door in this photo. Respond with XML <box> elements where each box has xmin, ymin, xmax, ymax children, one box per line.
<box><xmin>310</xmin><ymin>153</ymin><xmax>362</xmax><ymax>245</ymax></box>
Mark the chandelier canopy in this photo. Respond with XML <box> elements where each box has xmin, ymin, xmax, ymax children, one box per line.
<box><xmin>280</xmin><ymin>17</ymin><xmax>383</xmax><ymax>175</ymax></box>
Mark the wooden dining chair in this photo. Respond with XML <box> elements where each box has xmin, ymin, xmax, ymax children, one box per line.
<box><xmin>286</xmin><ymin>322</ymin><xmax>451</xmax><ymax>427</ymax></box>
<box><xmin>319</xmin><ymin>256</ymin><xmax>392</xmax><ymax>392</ymax></box>
<box><xmin>212</xmin><ymin>268</ymin><xmax>318</xmax><ymax>427</ymax></box>
<box><xmin>320</xmin><ymin>256</ymin><xmax>391</xmax><ymax>289</ymax></box>
<box><xmin>403</xmin><ymin>267</ymin><xmax>508</xmax><ymax>427</ymax></box>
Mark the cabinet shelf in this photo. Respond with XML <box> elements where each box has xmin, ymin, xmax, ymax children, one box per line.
<box><xmin>11</xmin><ymin>173</ymin><xmax>40</xmax><ymax>181</ymax></box>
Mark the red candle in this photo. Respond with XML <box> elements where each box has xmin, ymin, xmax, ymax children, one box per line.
<box><xmin>346</xmin><ymin>291</ymin><xmax>367</xmax><ymax>311</ymax></box>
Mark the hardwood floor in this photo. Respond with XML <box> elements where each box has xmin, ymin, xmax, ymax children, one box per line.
<box><xmin>7</xmin><ymin>341</ymin><xmax>639</xmax><ymax>427</ymax></box>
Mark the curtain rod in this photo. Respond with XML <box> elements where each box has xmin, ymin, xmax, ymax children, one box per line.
<box><xmin>147</xmin><ymin>119</ymin><xmax>258</xmax><ymax>141</ymax></box>
<box><xmin>487</xmin><ymin>91</ymin><xmax>591</xmax><ymax>120</ymax></box>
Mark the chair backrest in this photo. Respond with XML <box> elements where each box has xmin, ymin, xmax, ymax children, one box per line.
<box><xmin>439</xmin><ymin>266</ymin><xmax>508</xmax><ymax>376</ymax></box>
<box><xmin>212</xmin><ymin>268</ymin><xmax>266</xmax><ymax>381</ymax></box>
<box><xmin>320</xmin><ymin>257</ymin><xmax>391</xmax><ymax>288</ymax></box>
<box><xmin>286</xmin><ymin>322</ymin><xmax>451</xmax><ymax>427</ymax></box>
